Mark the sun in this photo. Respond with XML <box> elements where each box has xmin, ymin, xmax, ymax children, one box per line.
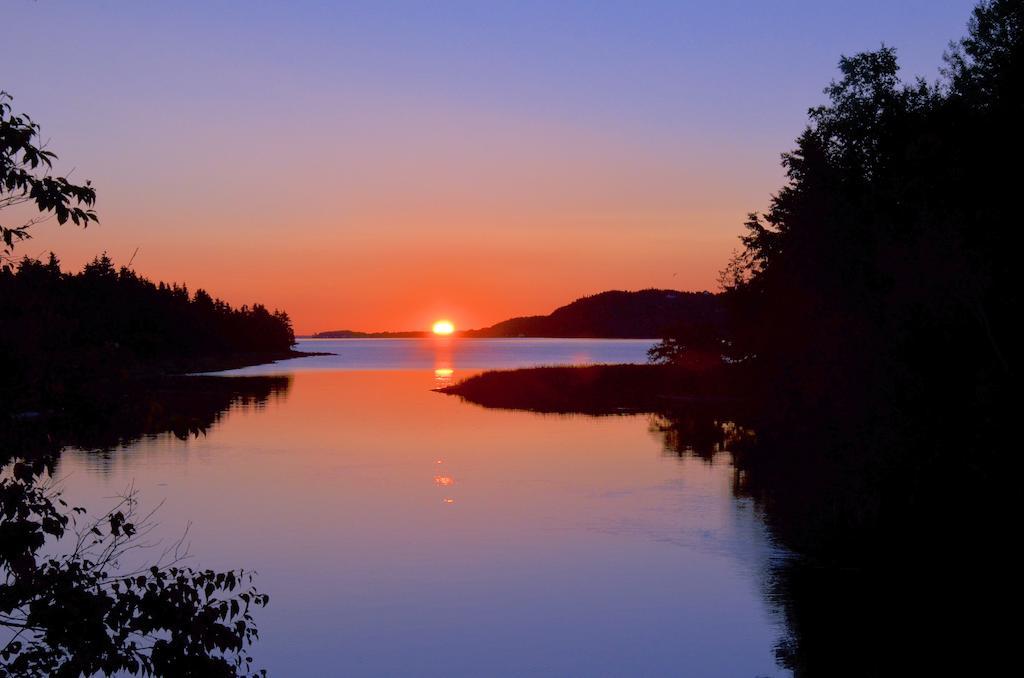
<box><xmin>432</xmin><ymin>319</ymin><xmax>455</xmax><ymax>335</ymax></box>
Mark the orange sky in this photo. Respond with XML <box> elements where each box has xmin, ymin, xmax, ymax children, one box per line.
<box><xmin>4</xmin><ymin>1</ymin><xmax>971</xmax><ymax>334</ymax></box>
<box><xmin>21</xmin><ymin>188</ymin><xmax>760</xmax><ymax>334</ymax></box>
<box><xmin>21</xmin><ymin>113</ymin><xmax>778</xmax><ymax>333</ymax></box>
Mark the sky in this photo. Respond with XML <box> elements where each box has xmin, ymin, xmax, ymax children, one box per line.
<box><xmin>3</xmin><ymin>1</ymin><xmax>977</xmax><ymax>333</ymax></box>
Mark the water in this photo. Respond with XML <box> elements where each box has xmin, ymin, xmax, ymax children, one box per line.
<box><xmin>219</xmin><ymin>337</ymin><xmax>659</xmax><ymax>374</ymax></box>
<box><xmin>54</xmin><ymin>339</ymin><xmax>790</xmax><ymax>676</ymax></box>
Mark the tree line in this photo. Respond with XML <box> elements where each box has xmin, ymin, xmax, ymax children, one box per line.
<box><xmin>1</xmin><ymin>252</ymin><xmax>294</xmax><ymax>411</ymax></box>
<box><xmin>717</xmin><ymin>0</ymin><xmax>1017</xmax><ymax>556</ymax></box>
<box><xmin>651</xmin><ymin>1</ymin><xmax>1019</xmax><ymax>672</ymax></box>
<box><xmin>3</xmin><ymin>85</ymin><xmax>289</xmax><ymax>674</ymax></box>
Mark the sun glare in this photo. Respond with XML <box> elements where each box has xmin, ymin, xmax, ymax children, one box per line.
<box><xmin>432</xmin><ymin>320</ymin><xmax>455</xmax><ymax>335</ymax></box>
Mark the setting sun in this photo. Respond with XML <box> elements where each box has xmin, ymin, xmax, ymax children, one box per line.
<box><xmin>432</xmin><ymin>320</ymin><xmax>455</xmax><ymax>335</ymax></box>
<box><xmin>4</xmin><ymin>0</ymin><xmax>1002</xmax><ymax>671</ymax></box>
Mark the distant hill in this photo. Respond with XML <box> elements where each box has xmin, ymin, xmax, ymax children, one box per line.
<box><xmin>312</xmin><ymin>289</ymin><xmax>723</xmax><ymax>339</ymax></box>
<box><xmin>310</xmin><ymin>330</ymin><xmax>429</xmax><ymax>339</ymax></box>
<box><xmin>462</xmin><ymin>289</ymin><xmax>723</xmax><ymax>339</ymax></box>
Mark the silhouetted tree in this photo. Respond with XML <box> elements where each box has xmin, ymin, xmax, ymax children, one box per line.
<box><xmin>647</xmin><ymin>320</ymin><xmax>729</xmax><ymax>369</ymax></box>
<box><xmin>1</xmin><ymin>92</ymin><xmax>280</xmax><ymax>675</ymax></box>
<box><xmin>0</xmin><ymin>376</ymin><xmax>288</xmax><ymax>676</ymax></box>
<box><xmin>1</xmin><ymin>91</ymin><xmax>97</xmax><ymax>258</ymax></box>
<box><xmin>710</xmin><ymin>1</ymin><xmax>1020</xmax><ymax>673</ymax></box>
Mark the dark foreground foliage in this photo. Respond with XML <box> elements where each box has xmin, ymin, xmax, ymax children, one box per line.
<box><xmin>2</xmin><ymin>90</ymin><xmax>292</xmax><ymax>675</ymax></box>
<box><xmin>1</xmin><ymin>376</ymin><xmax>290</xmax><ymax>676</ymax></box>
<box><xmin>1</xmin><ymin>91</ymin><xmax>97</xmax><ymax>255</ymax></box>
<box><xmin>716</xmin><ymin>0</ymin><xmax>1018</xmax><ymax>569</ymax></box>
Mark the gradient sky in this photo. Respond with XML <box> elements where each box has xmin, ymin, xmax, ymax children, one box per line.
<box><xmin>3</xmin><ymin>1</ymin><xmax>976</xmax><ymax>333</ymax></box>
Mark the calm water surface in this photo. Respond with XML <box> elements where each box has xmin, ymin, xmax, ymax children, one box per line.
<box><xmin>230</xmin><ymin>337</ymin><xmax>659</xmax><ymax>373</ymax></box>
<box><xmin>56</xmin><ymin>339</ymin><xmax>790</xmax><ymax>676</ymax></box>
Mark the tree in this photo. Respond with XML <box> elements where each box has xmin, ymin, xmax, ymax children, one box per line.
<box><xmin>1</xmin><ymin>93</ymin><xmax>272</xmax><ymax>675</ymax></box>
<box><xmin>710</xmin><ymin>4</ymin><xmax>1020</xmax><ymax>671</ymax></box>
<box><xmin>722</xmin><ymin>3</ymin><xmax>1016</xmax><ymax>405</ymax></box>
<box><xmin>1</xmin><ymin>381</ymin><xmax>276</xmax><ymax>675</ymax></box>
<box><xmin>1</xmin><ymin>92</ymin><xmax>97</xmax><ymax>260</ymax></box>
<box><xmin>713</xmin><ymin>0</ymin><xmax>1019</xmax><ymax>613</ymax></box>
<box><xmin>646</xmin><ymin>320</ymin><xmax>728</xmax><ymax>370</ymax></box>
<box><xmin>0</xmin><ymin>472</ymin><xmax>269</xmax><ymax>676</ymax></box>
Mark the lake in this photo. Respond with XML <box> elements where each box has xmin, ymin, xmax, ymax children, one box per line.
<box><xmin>226</xmin><ymin>337</ymin><xmax>661</xmax><ymax>373</ymax></box>
<box><xmin>54</xmin><ymin>339</ymin><xmax>791</xmax><ymax>676</ymax></box>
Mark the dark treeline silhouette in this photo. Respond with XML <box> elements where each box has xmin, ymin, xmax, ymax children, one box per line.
<box><xmin>1</xmin><ymin>252</ymin><xmax>296</xmax><ymax>411</ymax></box>
<box><xmin>3</xmin><ymin>89</ymin><xmax>289</xmax><ymax>675</ymax></box>
<box><xmin>652</xmin><ymin>0</ymin><xmax>1019</xmax><ymax>673</ymax></box>
<box><xmin>719</xmin><ymin>0</ymin><xmax>1016</xmax><ymax>579</ymax></box>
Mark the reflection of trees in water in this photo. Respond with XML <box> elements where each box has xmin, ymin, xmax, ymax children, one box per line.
<box><xmin>648</xmin><ymin>411</ymin><xmax>752</xmax><ymax>463</ymax></box>
<box><xmin>74</xmin><ymin>376</ymin><xmax>292</xmax><ymax>476</ymax></box>
<box><xmin>650</xmin><ymin>400</ymin><xmax>1009</xmax><ymax>676</ymax></box>
<box><xmin>649</xmin><ymin>406</ymin><xmax>879</xmax><ymax>675</ymax></box>
<box><xmin>1</xmin><ymin>375</ymin><xmax>289</xmax><ymax>674</ymax></box>
<box><xmin>451</xmin><ymin>370</ymin><xmax>990</xmax><ymax>674</ymax></box>
<box><xmin>4</xmin><ymin>375</ymin><xmax>291</xmax><ymax>472</ymax></box>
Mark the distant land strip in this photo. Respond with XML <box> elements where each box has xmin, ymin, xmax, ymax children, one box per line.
<box><xmin>310</xmin><ymin>289</ymin><xmax>722</xmax><ymax>339</ymax></box>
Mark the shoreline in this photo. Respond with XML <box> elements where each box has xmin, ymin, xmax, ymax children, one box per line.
<box><xmin>179</xmin><ymin>349</ymin><xmax>333</xmax><ymax>375</ymax></box>
<box><xmin>436</xmin><ymin>363</ymin><xmax>739</xmax><ymax>415</ymax></box>
<box><xmin>3</xmin><ymin>349</ymin><xmax>332</xmax><ymax>419</ymax></box>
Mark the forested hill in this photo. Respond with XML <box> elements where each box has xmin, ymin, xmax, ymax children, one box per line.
<box><xmin>463</xmin><ymin>289</ymin><xmax>723</xmax><ymax>338</ymax></box>
<box><xmin>312</xmin><ymin>290</ymin><xmax>724</xmax><ymax>339</ymax></box>
<box><xmin>1</xmin><ymin>253</ymin><xmax>297</xmax><ymax>411</ymax></box>
<box><xmin>312</xmin><ymin>330</ymin><xmax>430</xmax><ymax>338</ymax></box>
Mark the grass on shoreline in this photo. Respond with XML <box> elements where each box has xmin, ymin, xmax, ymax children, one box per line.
<box><xmin>436</xmin><ymin>363</ymin><xmax>739</xmax><ymax>415</ymax></box>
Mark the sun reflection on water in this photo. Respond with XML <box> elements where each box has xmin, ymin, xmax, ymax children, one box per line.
<box><xmin>434</xmin><ymin>458</ymin><xmax>457</xmax><ymax>505</ymax></box>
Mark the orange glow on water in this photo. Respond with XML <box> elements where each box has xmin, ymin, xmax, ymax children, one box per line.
<box><xmin>433</xmin><ymin>367</ymin><xmax>455</xmax><ymax>387</ymax></box>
